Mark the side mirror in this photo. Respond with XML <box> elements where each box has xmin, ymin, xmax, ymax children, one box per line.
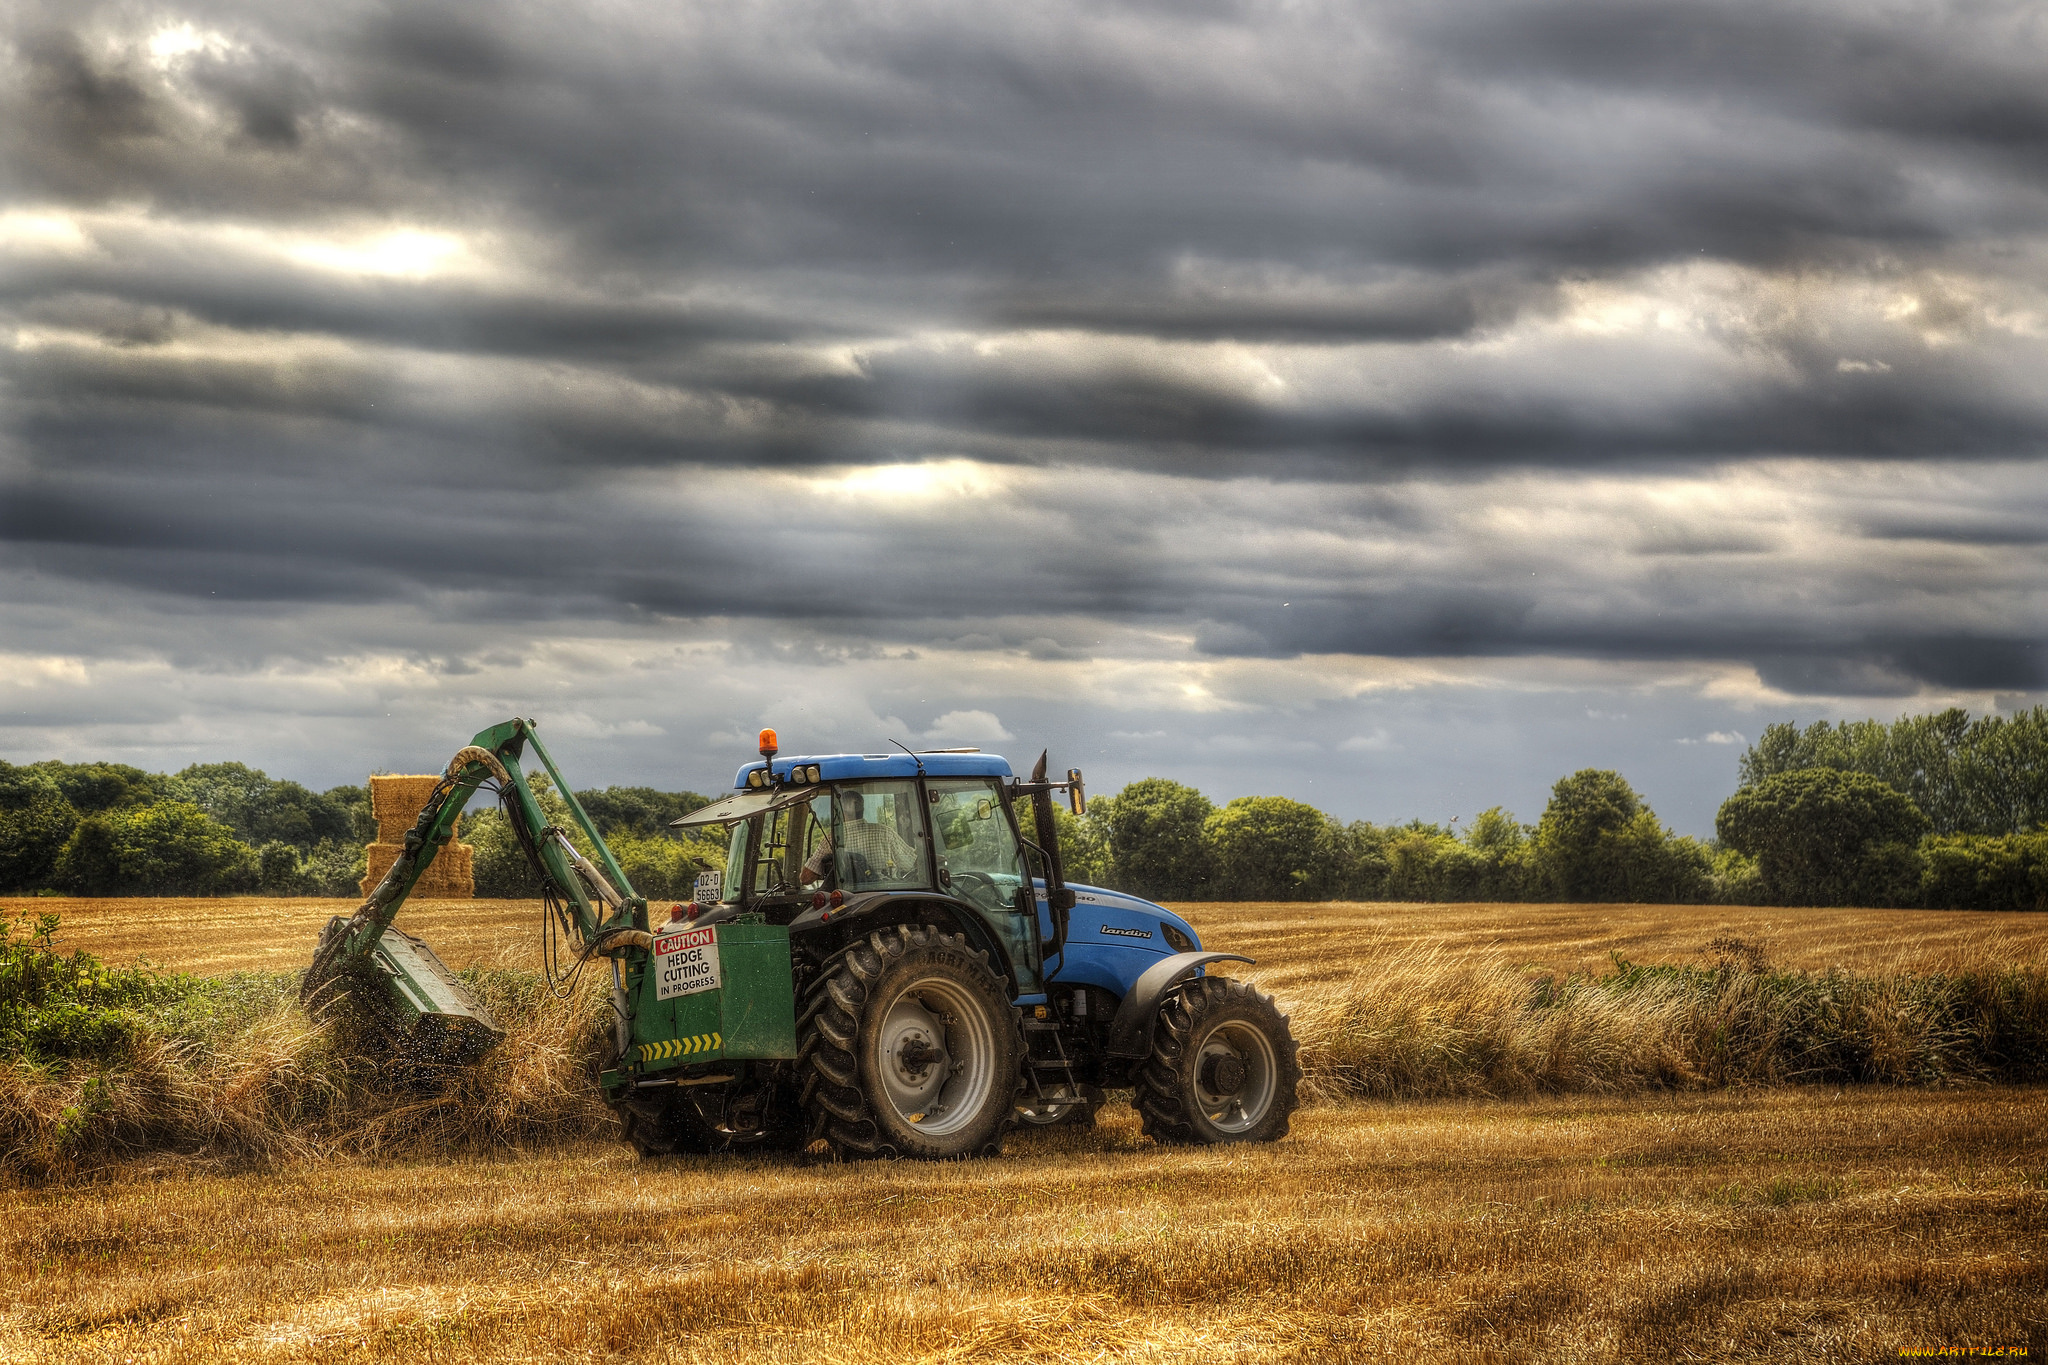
<box><xmin>1066</xmin><ymin>769</ymin><xmax>1086</xmax><ymax>816</ymax></box>
<box><xmin>975</xmin><ymin>798</ymin><xmax>993</xmax><ymax>820</ymax></box>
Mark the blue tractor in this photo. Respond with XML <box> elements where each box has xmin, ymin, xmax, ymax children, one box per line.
<box><xmin>303</xmin><ymin>720</ymin><xmax>1299</xmax><ymax>1160</ymax></box>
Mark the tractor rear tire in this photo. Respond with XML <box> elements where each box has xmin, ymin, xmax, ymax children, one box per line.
<box><xmin>798</xmin><ymin>923</ymin><xmax>1024</xmax><ymax>1160</ymax></box>
<box><xmin>1135</xmin><ymin>976</ymin><xmax>1300</xmax><ymax>1145</ymax></box>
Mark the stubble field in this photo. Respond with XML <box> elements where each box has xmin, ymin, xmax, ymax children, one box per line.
<box><xmin>25</xmin><ymin>895</ymin><xmax>2048</xmax><ymax>979</ymax></box>
<box><xmin>3</xmin><ymin>898</ymin><xmax>2045</xmax><ymax>1362</ymax></box>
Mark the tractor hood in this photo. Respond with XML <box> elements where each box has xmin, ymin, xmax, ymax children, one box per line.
<box><xmin>1032</xmin><ymin>879</ymin><xmax>1204</xmax><ymax>978</ymax></box>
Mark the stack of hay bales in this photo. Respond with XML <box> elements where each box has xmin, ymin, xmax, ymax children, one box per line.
<box><xmin>359</xmin><ymin>775</ymin><xmax>475</xmax><ymax>898</ymax></box>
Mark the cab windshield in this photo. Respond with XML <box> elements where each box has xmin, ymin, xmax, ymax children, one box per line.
<box><xmin>930</xmin><ymin>776</ymin><xmax>1040</xmax><ymax>992</ymax></box>
<box><xmin>930</xmin><ymin>778</ymin><xmax>1026</xmax><ymax>912</ymax></box>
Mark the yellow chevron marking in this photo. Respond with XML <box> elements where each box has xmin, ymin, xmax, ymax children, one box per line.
<box><xmin>638</xmin><ymin>1033</ymin><xmax>723</xmax><ymax>1063</ymax></box>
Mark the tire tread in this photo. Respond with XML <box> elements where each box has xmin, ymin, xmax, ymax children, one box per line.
<box><xmin>797</xmin><ymin>921</ymin><xmax>1023</xmax><ymax>1160</ymax></box>
<box><xmin>1134</xmin><ymin>976</ymin><xmax>1301</xmax><ymax>1146</ymax></box>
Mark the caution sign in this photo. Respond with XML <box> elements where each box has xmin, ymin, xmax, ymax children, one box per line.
<box><xmin>652</xmin><ymin>925</ymin><xmax>722</xmax><ymax>1001</ymax></box>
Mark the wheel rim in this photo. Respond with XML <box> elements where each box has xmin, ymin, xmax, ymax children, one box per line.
<box><xmin>1016</xmin><ymin>1083</ymin><xmax>1087</xmax><ymax>1125</ymax></box>
<box><xmin>1191</xmin><ymin>1018</ymin><xmax>1277</xmax><ymax>1134</ymax></box>
<box><xmin>875</xmin><ymin>974</ymin><xmax>998</xmax><ymax>1137</ymax></box>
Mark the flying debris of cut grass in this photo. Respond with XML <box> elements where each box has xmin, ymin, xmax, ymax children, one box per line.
<box><xmin>5</xmin><ymin>907</ymin><xmax>2048</xmax><ymax>1180</ymax></box>
<box><xmin>0</xmin><ymin>916</ymin><xmax>615</xmax><ymax>1181</ymax></box>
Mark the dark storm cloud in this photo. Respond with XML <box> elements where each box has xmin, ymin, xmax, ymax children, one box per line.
<box><xmin>9</xmin><ymin>1</ymin><xmax>2045</xmax><ymax>275</ymax></box>
<box><xmin>1439</xmin><ymin>2</ymin><xmax>2048</xmax><ymax>155</ymax></box>
<box><xmin>3</xmin><ymin>0</ymin><xmax>2046</xmax><ymax>707</ymax></box>
<box><xmin>2</xmin><ymin>254</ymin><xmax>804</xmax><ymax>362</ymax></box>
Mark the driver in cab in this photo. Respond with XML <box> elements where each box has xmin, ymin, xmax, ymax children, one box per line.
<box><xmin>801</xmin><ymin>789</ymin><xmax>919</xmax><ymax>889</ymax></box>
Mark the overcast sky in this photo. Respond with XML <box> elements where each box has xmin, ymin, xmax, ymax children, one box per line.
<box><xmin>3</xmin><ymin>0</ymin><xmax>2045</xmax><ymax>836</ymax></box>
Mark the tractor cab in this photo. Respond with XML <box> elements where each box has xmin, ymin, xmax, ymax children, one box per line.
<box><xmin>670</xmin><ymin>745</ymin><xmax>1051</xmax><ymax>994</ymax></box>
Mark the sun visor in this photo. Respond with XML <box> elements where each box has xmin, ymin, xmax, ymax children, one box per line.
<box><xmin>668</xmin><ymin>787</ymin><xmax>818</xmax><ymax>829</ymax></box>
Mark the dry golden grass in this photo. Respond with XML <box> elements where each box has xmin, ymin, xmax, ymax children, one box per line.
<box><xmin>5</xmin><ymin>898</ymin><xmax>2046</xmax><ymax>1360</ymax></box>
<box><xmin>17</xmin><ymin>896</ymin><xmax>2048</xmax><ymax>981</ymax></box>
<box><xmin>1</xmin><ymin>898</ymin><xmax>513</xmax><ymax>978</ymax></box>
<box><xmin>0</xmin><ymin>967</ymin><xmax>617</xmax><ymax>1182</ymax></box>
<box><xmin>1</xmin><ymin>1087</ymin><xmax>2042</xmax><ymax>1362</ymax></box>
<box><xmin>1165</xmin><ymin>900</ymin><xmax>2048</xmax><ymax>988</ymax></box>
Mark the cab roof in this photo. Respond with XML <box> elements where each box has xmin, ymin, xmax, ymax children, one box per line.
<box><xmin>732</xmin><ymin>752</ymin><xmax>1015</xmax><ymax>789</ymax></box>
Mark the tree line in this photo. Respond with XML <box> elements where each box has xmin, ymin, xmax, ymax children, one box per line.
<box><xmin>2</xmin><ymin>705</ymin><xmax>2044</xmax><ymax>907</ymax></box>
<box><xmin>1722</xmin><ymin>708</ymin><xmax>2048</xmax><ymax>911</ymax></box>
<box><xmin>1051</xmin><ymin>706</ymin><xmax>2048</xmax><ymax>910</ymax></box>
<box><xmin>0</xmin><ymin>759</ymin><xmax>725</xmax><ymax>900</ymax></box>
<box><xmin>1053</xmin><ymin>770</ymin><xmax>1728</xmax><ymax>905</ymax></box>
<box><xmin>0</xmin><ymin>761</ymin><xmax>371</xmax><ymax>897</ymax></box>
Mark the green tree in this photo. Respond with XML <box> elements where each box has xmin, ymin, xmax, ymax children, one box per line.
<box><xmin>1202</xmin><ymin>796</ymin><xmax>1330</xmax><ymax>901</ymax></box>
<box><xmin>467</xmin><ymin>776</ymin><xmax>723</xmax><ymax>901</ymax></box>
<box><xmin>465</xmin><ymin>806</ymin><xmax>542</xmax><ymax>899</ymax></box>
<box><xmin>1383</xmin><ymin>823</ymin><xmax>1481</xmax><ymax>902</ymax></box>
<box><xmin>320</xmin><ymin>785</ymin><xmax>376</xmax><ymax>845</ymax></box>
<box><xmin>27</xmin><ymin>761</ymin><xmax>173</xmax><ymax>815</ymax></box>
<box><xmin>1738</xmin><ymin>707</ymin><xmax>2048</xmax><ymax>836</ymax></box>
<box><xmin>1955</xmin><ymin>709</ymin><xmax>2048</xmax><ymax>836</ymax></box>
<box><xmin>300</xmin><ymin>840</ymin><xmax>369</xmax><ymax>896</ymax></box>
<box><xmin>1919</xmin><ymin>832</ymin><xmax>2048</xmax><ymax>912</ymax></box>
<box><xmin>1329</xmin><ymin>822</ymin><xmax>1390</xmax><ymax>900</ymax></box>
<box><xmin>0</xmin><ymin>763</ymin><xmax>79</xmax><ymax>891</ymax></box>
<box><xmin>1096</xmin><ymin>778</ymin><xmax>1215</xmax><ymax>900</ymax></box>
<box><xmin>255</xmin><ymin>840</ymin><xmax>312</xmax><ymax>894</ymax></box>
<box><xmin>1463</xmin><ymin>807</ymin><xmax>1534</xmax><ymax>901</ymax></box>
<box><xmin>1049</xmin><ymin>803</ymin><xmax>1110</xmax><ymax>886</ymax></box>
<box><xmin>573</xmin><ymin>786</ymin><xmax>715</xmax><ymax>839</ymax></box>
<box><xmin>172</xmin><ymin>762</ymin><xmax>357</xmax><ymax>851</ymax></box>
<box><xmin>1337</xmin><ymin>820</ymin><xmax>1484</xmax><ymax>902</ymax></box>
<box><xmin>1532</xmin><ymin>770</ymin><xmax>1643</xmax><ymax>900</ymax></box>
<box><xmin>1716</xmin><ymin>768</ymin><xmax>1929</xmax><ymax>907</ymax></box>
<box><xmin>608</xmin><ymin>832</ymin><xmax>726</xmax><ymax>904</ymax></box>
<box><xmin>1531</xmin><ymin>770</ymin><xmax>1706</xmax><ymax>902</ymax></box>
<box><xmin>53</xmin><ymin>802</ymin><xmax>257</xmax><ymax>896</ymax></box>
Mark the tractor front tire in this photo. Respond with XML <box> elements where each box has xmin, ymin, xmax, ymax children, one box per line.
<box><xmin>799</xmin><ymin>923</ymin><xmax>1024</xmax><ymax>1160</ymax></box>
<box><xmin>1135</xmin><ymin>976</ymin><xmax>1300</xmax><ymax>1145</ymax></box>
